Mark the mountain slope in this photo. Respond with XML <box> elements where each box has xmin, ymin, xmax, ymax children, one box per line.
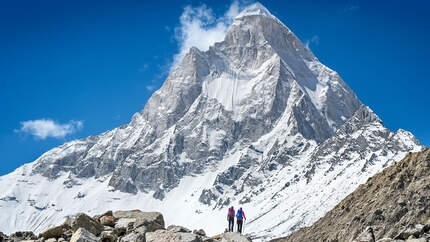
<box><xmin>275</xmin><ymin>148</ymin><xmax>430</xmax><ymax>242</ymax></box>
<box><xmin>0</xmin><ymin>3</ymin><xmax>423</xmax><ymax>241</ymax></box>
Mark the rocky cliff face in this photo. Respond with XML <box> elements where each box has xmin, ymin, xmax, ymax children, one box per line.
<box><xmin>275</xmin><ymin>148</ymin><xmax>430</xmax><ymax>242</ymax></box>
<box><xmin>0</xmin><ymin>2</ymin><xmax>424</xmax><ymax>240</ymax></box>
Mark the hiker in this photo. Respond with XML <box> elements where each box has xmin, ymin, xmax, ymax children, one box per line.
<box><xmin>236</xmin><ymin>207</ymin><xmax>246</xmax><ymax>234</ymax></box>
<box><xmin>227</xmin><ymin>206</ymin><xmax>235</xmax><ymax>232</ymax></box>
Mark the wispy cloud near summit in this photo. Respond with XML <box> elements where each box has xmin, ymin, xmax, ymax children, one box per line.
<box><xmin>172</xmin><ymin>1</ymin><xmax>247</xmax><ymax>69</ymax></box>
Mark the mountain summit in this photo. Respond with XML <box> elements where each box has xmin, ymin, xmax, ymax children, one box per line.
<box><xmin>0</xmin><ymin>3</ymin><xmax>423</xmax><ymax>240</ymax></box>
<box><xmin>236</xmin><ymin>2</ymin><xmax>274</xmax><ymax>19</ymax></box>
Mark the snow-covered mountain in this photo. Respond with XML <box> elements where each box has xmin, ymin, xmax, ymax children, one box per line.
<box><xmin>0</xmin><ymin>2</ymin><xmax>423</xmax><ymax>241</ymax></box>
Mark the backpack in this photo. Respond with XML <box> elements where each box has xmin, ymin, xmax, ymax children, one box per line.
<box><xmin>228</xmin><ymin>207</ymin><xmax>234</xmax><ymax>217</ymax></box>
<box><xmin>237</xmin><ymin>209</ymin><xmax>243</xmax><ymax>219</ymax></box>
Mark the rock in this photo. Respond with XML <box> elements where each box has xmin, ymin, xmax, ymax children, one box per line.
<box><xmin>216</xmin><ymin>232</ymin><xmax>252</xmax><ymax>242</ymax></box>
<box><xmin>113</xmin><ymin>210</ymin><xmax>144</xmax><ymax>219</ymax></box>
<box><xmin>70</xmin><ymin>228</ymin><xmax>98</xmax><ymax>242</ymax></box>
<box><xmin>9</xmin><ymin>231</ymin><xmax>37</xmax><ymax>241</ymax></box>
<box><xmin>405</xmin><ymin>238</ymin><xmax>427</xmax><ymax>242</ymax></box>
<box><xmin>0</xmin><ymin>231</ymin><xmax>8</xmax><ymax>241</ymax></box>
<box><xmin>103</xmin><ymin>225</ymin><xmax>114</xmax><ymax>231</ymax></box>
<box><xmin>63</xmin><ymin>229</ymin><xmax>74</xmax><ymax>240</ymax></box>
<box><xmin>167</xmin><ymin>225</ymin><xmax>192</xmax><ymax>233</ymax></box>
<box><xmin>119</xmin><ymin>232</ymin><xmax>145</xmax><ymax>242</ymax></box>
<box><xmin>100</xmin><ymin>216</ymin><xmax>115</xmax><ymax>227</ymax></box>
<box><xmin>424</xmin><ymin>219</ymin><xmax>430</xmax><ymax>233</ymax></box>
<box><xmin>58</xmin><ymin>238</ymin><xmax>66</xmax><ymax>242</ymax></box>
<box><xmin>63</xmin><ymin>216</ymin><xmax>74</xmax><ymax>227</ymax></box>
<box><xmin>115</xmin><ymin>218</ymin><xmax>135</xmax><ymax>231</ymax></box>
<box><xmin>146</xmin><ymin>230</ymin><xmax>203</xmax><ymax>242</ymax></box>
<box><xmin>375</xmin><ymin>239</ymin><xmax>394</xmax><ymax>242</ymax></box>
<box><xmin>45</xmin><ymin>238</ymin><xmax>57</xmax><ymax>242</ymax></box>
<box><xmin>99</xmin><ymin>231</ymin><xmax>118</xmax><ymax>242</ymax></box>
<box><xmin>102</xmin><ymin>210</ymin><xmax>113</xmax><ymax>217</ymax></box>
<box><xmin>193</xmin><ymin>229</ymin><xmax>206</xmax><ymax>237</ymax></box>
<box><xmin>394</xmin><ymin>227</ymin><xmax>423</xmax><ymax>240</ymax></box>
<box><xmin>134</xmin><ymin>212</ymin><xmax>165</xmax><ymax>232</ymax></box>
<box><xmin>353</xmin><ymin>227</ymin><xmax>376</xmax><ymax>242</ymax></box>
<box><xmin>113</xmin><ymin>227</ymin><xmax>127</xmax><ymax>237</ymax></box>
<box><xmin>71</xmin><ymin>213</ymin><xmax>104</xmax><ymax>236</ymax></box>
<box><xmin>118</xmin><ymin>226</ymin><xmax>147</xmax><ymax>242</ymax></box>
<box><xmin>134</xmin><ymin>226</ymin><xmax>148</xmax><ymax>236</ymax></box>
<box><xmin>41</xmin><ymin>225</ymin><xmax>66</xmax><ymax>239</ymax></box>
<box><xmin>113</xmin><ymin>210</ymin><xmax>164</xmax><ymax>232</ymax></box>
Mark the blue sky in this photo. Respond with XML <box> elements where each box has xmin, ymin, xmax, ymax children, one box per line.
<box><xmin>1</xmin><ymin>0</ymin><xmax>429</xmax><ymax>175</ymax></box>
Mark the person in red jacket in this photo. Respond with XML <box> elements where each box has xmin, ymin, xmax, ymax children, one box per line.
<box><xmin>236</xmin><ymin>207</ymin><xmax>246</xmax><ymax>234</ymax></box>
<box><xmin>227</xmin><ymin>206</ymin><xmax>235</xmax><ymax>232</ymax></box>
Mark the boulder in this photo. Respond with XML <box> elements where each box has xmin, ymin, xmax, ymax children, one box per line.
<box><xmin>58</xmin><ymin>238</ymin><xmax>66</xmax><ymax>242</ymax></box>
<box><xmin>193</xmin><ymin>229</ymin><xmax>206</xmax><ymax>237</ymax></box>
<box><xmin>9</xmin><ymin>231</ymin><xmax>37</xmax><ymax>241</ymax></box>
<box><xmin>146</xmin><ymin>230</ymin><xmax>203</xmax><ymax>242</ymax></box>
<box><xmin>113</xmin><ymin>210</ymin><xmax>164</xmax><ymax>232</ymax></box>
<box><xmin>134</xmin><ymin>212</ymin><xmax>165</xmax><ymax>232</ymax></box>
<box><xmin>100</xmin><ymin>216</ymin><xmax>115</xmax><ymax>227</ymax></box>
<box><xmin>119</xmin><ymin>232</ymin><xmax>145</xmax><ymax>242</ymax></box>
<box><xmin>113</xmin><ymin>210</ymin><xmax>145</xmax><ymax>219</ymax></box>
<box><xmin>375</xmin><ymin>239</ymin><xmax>394</xmax><ymax>242</ymax></box>
<box><xmin>99</xmin><ymin>231</ymin><xmax>118</xmax><ymax>242</ymax></box>
<box><xmin>135</xmin><ymin>226</ymin><xmax>148</xmax><ymax>235</ymax></box>
<box><xmin>394</xmin><ymin>226</ymin><xmax>423</xmax><ymax>240</ymax></box>
<box><xmin>0</xmin><ymin>231</ymin><xmax>8</xmax><ymax>241</ymax></box>
<box><xmin>45</xmin><ymin>238</ymin><xmax>57</xmax><ymax>242</ymax></box>
<box><xmin>405</xmin><ymin>238</ymin><xmax>427</xmax><ymax>242</ymax></box>
<box><xmin>103</xmin><ymin>225</ymin><xmax>114</xmax><ymax>231</ymax></box>
<box><xmin>113</xmin><ymin>227</ymin><xmax>127</xmax><ymax>237</ymax></box>
<box><xmin>167</xmin><ymin>225</ymin><xmax>192</xmax><ymax>233</ymax></box>
<box><xmin>115</xmin><ymin>218</ymin><xmax>136</xmax><ymax>233</ymax></box>
<box><xmin>63</xmin><ymin>216</ymin><xmax>74</xmax><ymax>227</ymax></box>
<box><xmin>71</xmin><ymin>213</ymin><xmax>104</xmax><ymax>236</ymax></box>
<box><xmin>70</xmin><ymin>228</ymin><xmax>98</xmax><ymax>242</ymax></box>
<box><xmin>424</xmin><ymin>219</ymin><xmax>430</xmax><ymax>233</ymax></box>
<box><xmin>353</xmin><ymin>227</ymin><xmax>376</xmax><ymax>242</ymax></box>
<box><xmin>102</xmin><ymin>211</ymin><xmax>113</xmax><ymax>217</ymax></box>
<box><xmin>118</xmin><ymin>226</ymin><xmax>147</xmax><ymax>242</ymax></box>
<box><xmin>41</xmin><ymin>225</ymin><xmax>66</xmax><ymax>239</ymax></box>
<box><xmin>216</xmin><ymin>232</ymin><xmax>252</xmax><ymax>242</ymax></box>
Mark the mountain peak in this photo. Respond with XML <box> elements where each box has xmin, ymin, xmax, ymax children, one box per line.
<box><xmin>236</xmin><ymin>2</ymin><xmax>274</xmax><ymax>19</ymax></box>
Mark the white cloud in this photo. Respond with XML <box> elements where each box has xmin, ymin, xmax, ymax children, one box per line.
<box><xmin>16</xmin><ymin>119</ymin><xmax>83</xmax><ymax>139</ymax></box>
<box><xmin>305</xmin><ymin>35</ymin><xmax>320</xmax><ymax>49</ymax></box>
<box><xmin>172</xmin><ymin>1</ymin><xmax>245</xmax><ymax>69</ymax></box>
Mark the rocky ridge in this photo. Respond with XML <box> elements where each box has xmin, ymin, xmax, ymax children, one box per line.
<box><xmin>0</xmin><ymin>209</ymin><xmax>251</xmax><ymax>242</ymax></box>
<box><xmin>273</xmin><ymin>148</ymin><xmax>430</xmax><ymax>242</ymax></box>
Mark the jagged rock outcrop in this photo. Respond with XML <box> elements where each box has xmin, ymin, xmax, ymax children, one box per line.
<box><xmin>273</xmin><ymin>148</ymin><xmax>430</xmax><ymax>242</ymax></box>
<box><xmin>0</xmin><ymin>2</ymin><xmax>424</xmax><ymax>240</ymax></box>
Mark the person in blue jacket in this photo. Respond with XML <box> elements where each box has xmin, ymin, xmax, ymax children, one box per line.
<box><xmin>236</xmin><ymin>207</ymin><xmax>246</xmax><ymax>234</ymax></box>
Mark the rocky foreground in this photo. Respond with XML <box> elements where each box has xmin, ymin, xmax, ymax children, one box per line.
<box><xmin>273</xmin><ymin>148</ymin><xmax>430</xmax><ymax>242</ymax></box>
<box><xmin>0</xmin><ymin>210</ymin><xmax>251</xmax><ymax>242</ymax></box>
